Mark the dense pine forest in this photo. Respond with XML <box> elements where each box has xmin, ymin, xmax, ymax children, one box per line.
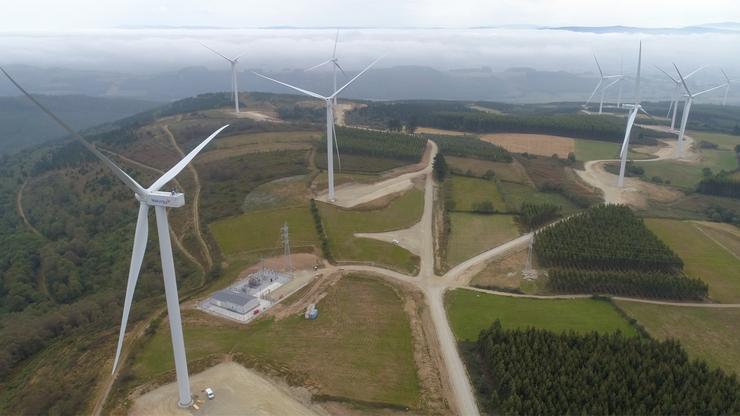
<box><xmin>317</xmin><ymin>126</ymin><xmax>427</xmax><ymax>163</ymax></box>
<box><xmin>471</xmin><ymin>321</ymin><xmax>740</xmax><ymax>415</ymax></box>
<box><xmin>534</xmin><ymin>205</ymin><xmax>707</xmax><ymax>299</ymax></box>
<box><xmin>698</xmin><ymin>175</ymin><xmax>740</xmax><ymax>199</ymax></box>
<box><xmin>426</xmin><ymin>134</ymin><xmax>512</xmax><ymax>162</ymax></box>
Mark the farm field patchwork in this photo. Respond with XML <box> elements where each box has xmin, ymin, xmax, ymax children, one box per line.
<box><xmin>646</xmin><ymin>218</ymin><xmax>740</xmax><ymax>303</ymax></box>
<box><xmin>617</xmin><ymin>301</ymin><xmax>740</xmax><ymax>375</ymax></box>
<box><xmin>447</xmin><ymin>213</ymin><xmax>520</xmax><ymax>267</ymax></box>
<box><xmin>446</xmin><ymin>156</ymin><xmax>530</xmax><ymax>184</ymax></box>
<box><xmin>444</xmin><ymin>289</ymin><xmax>637</xmax><ymax>342</ymax></box>
<box><xmin>635</xmin><ymin>149</ymin><xmax>738</xmax><ymax>190</ymax></box>
<box><xmin>132</xmin><ymin>274</ymin><xmax>422</xmax><ymax>408</ymax></box>
<box><xmin>498</xmin><ymin>181</ymin><xmax>579</xmax><ymax>213</ymax></box>
<box><xmin>448</xmin><ymin>175</ymin><xmax>507</xmax><ymax>212</ymax></box>
<box><xmin>320</xmin><ymin>189</ymin><xmax>424</xmax><ymax>273</ymax></box>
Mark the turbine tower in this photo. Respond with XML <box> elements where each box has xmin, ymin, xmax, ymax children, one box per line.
<box><xmin>254</xmin><ymin>57</ymin><xmax>381</xmax><ymax>201</ymax></box>
<box><xmin>585</xmin><ymin>55</ymin><xmax>623</xmax><ymax>114</ymax></box>
<box><xmin>306</xmin><ymin>30</ymin><xmax>345</xmax><ymax>108</ymax></box>
<box><xmin>1</xmin><ymin>67</ymin><xmax>229</xmax><ymax>408</ymax></box>
<box><xmin>202</xmin><ymin>43</ymin><xmax>246</xmax><ymax>113</ymax></box>
<box><xmin>617</xmin><ymin>42</ymin><xmax>646</xmax><ymax>188</ymax></box>
<box><xmin>721</xmin><ymin>69</ymin><xmax>733</xmax><ymax>106</ymax></box>
<box><xmin>655</xmin><ymin>65</ymin><xmax>704</xmax><ymax>131</ymax></box>
<box><xmin>673</xmin><ymin>64</ymin><xmax>727</xmax><ymax>158</ymax></box>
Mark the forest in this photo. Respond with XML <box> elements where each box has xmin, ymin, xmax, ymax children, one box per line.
<box><xmin>317</xmin><ymin>126</ymin><xmax>427</xmax><ymax>162</ymax></box>
<box><xmin>427</xmin><ymin>134</ymin><xmax>512</xmax><ymax>162</ymax></box>
<box><xmin>697</xmin><ymin>175</ymin><xmax>740</xmax><ymax>199</ymax></box>
<box><xmin>471</xmin><ymin>321</ymin><xmax>740</xmax><ymax>415</ymax></box>
<box><xmin>533</xmin><ymin>205</ymin><xmax>707</xmax><ymax>299</ymax></box>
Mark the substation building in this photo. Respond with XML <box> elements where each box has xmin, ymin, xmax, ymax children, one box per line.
<box><xmin>211</xmin><ymin>290</ymin><xmax>260</xmax><ymax>314</ymax></box>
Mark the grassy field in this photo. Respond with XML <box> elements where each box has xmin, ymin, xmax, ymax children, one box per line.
<box><xmin>498</xmin><ymin>181</ymin><xmax>579</xmax><ymax>213</ymax></box>
<box><xmin>446</xmin><ymin>156</ymin><xmax>530</xmax><ymax>184</ymax></box>
<box><xmin>210</xmin><ymin>206</ymin><xmax>318</xmax><ymax>256</ymax></box>
<box><xmin>449</xmin><ymin>175</ymin><xmax>507</xmax><ymax>212</ymax></box>
<box><xmin>693</xmin><ymin>221</ymin><xmax>740</xmax><ymax>256</ymax></box>
<box><xmin>690</xmin><ymin>130</ymin><xmax>740</xmax><ymax>151</ymax></box>
<box><xmin>574</xmin><ymin>139</ymin><xmax>655</xmax><ymax>162</ymax></box>
<box><xmin>616</xmin><ymin>301</ymin><xmax>740</xmax><ymax>375</ymax></box>
<box><xmin>447</xmin><ymin>213</ymin><xmax>520</xmax><ymax>267</ymax></box>
<box><xmin>445</xmin><ymin>289</ymin><xmax>637</xmax><ymax>342</ymax></box>
<box><xmin>646</xmin><ymin>218</ymin><xmax>740</xmax><ymax>303</ymax></box>
<box><xmin>241</xmin><ymin>175</ymin><xmax>310</xmax><ymax>212</ymax></box>
<box><xmin>636</xmin><ymin>149</ymin><xmax>738</xmax><ymax>190</ymax></box>
<box><xmin>132</xmin><ymin>274</ymin><xmax>422</xmax><ymax>408</ymax></box>
<box><xmin>320</xmin><ymin>189</ymin><xmax>424</xmax><ymax>273</ymax></box>
<box><xmin>315</xmin><ymin>153</ymin><xmax>411</xmax><ymax>173</ymax></box>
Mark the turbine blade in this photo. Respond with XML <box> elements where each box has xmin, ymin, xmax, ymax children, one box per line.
<box><xmin>232</xmin><ymin>52</ymin><xmax>248</xmax><ymax>62</ymax></box>
<box><xmin>112</xmin><ymin>203</ymin><xmax>150</xmax><ymax>373</ymax></box>
<box><xmin>332</xmin><ymin>119</ymin><xmax>341</xmax><ymax>171</ymax></box>
<box><xmin>633</xmin><ymin>41</ymin><xmax>642</xmax><ymax>105</ymax></box>
<box><xmin>585</xmin><ymin>79</ymin><xmax>602</xmax><ymax>105</ymax></box>
<box><xmin>332</xmin><ymin>29</ymin><xmax>339</xmax><ymax>58</ymax></box>
<box><xmin>305</xmin><ymin>59</ymin><xmax>333</xmax><ymax>72</ymax></box>
<box><xmin>0</xmin><ymin>67</ymin><xmax>145</xmax><ymax>195</ymax></box>
<box><xmin>253</xmin><ymin>72</ymin><xmax>327</xmax><ymax>99</ymax></box>
<box><xmin>694</xmin><ymin>83</ymin><xmax>727</xmax><ymax>97</ymax></box>
<box><xmin>334</xmin><ymin>62</ymin><xmax>347</xmax><ymax>78</ymax></box>
<box><xmin>148</xmin><ymin>125</ymin><xmax>229</xmax><ymax>192</ymax></box>
<box><xmin>685</xmin><ymin>66</ymin><xmax>705</xmax><ymax>79</ymax></box>
<box><xmin>721</xmin><ymin>68</ymin><xmax>731</xmax><ymax>84</ymax></box>
<box><xmin>673</xmin><ymin>63</ymin><xmax>692</xmax><ymax>96</ymax></box>
<box><xmin>620</xmin><ymin>109</ymin><xmax>639</xmax><ymax>158</ymax></box>
<box><xmin>330</xmin><ymin>55</ymin><xmax>383</xmax><ymax>99</ymax></box>
<box><xmin>605</xmin><ymin>78</ymin><xmax>621</xmax><ymax>89</ymax></box>
<box><xmin>200</xmin><ymin>43</ymin><xmax>233</xmax><ymax>62</ymax></box>
<box><xmin>594</xmin><ymin>54</ymin><xmax>603</xmax><ymax>78</ymax></box>
<box><xmin>654</xmin><ymin>65</ymin><xmax>679</xmax><ymax>84</ymax></box>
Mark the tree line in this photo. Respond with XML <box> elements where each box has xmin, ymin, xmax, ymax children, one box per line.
<box><xmin>427</xmin><ymin>134</ymin><xmax>512</xmax><ymax>162</ymax></box>
<box><xmin>472</xmin><ymin>321</ymin><xmax>740</xmax><ymax>415</ymax></box>
<box><xmin>318</xmin><ymin>126</ymin><xmax>427</xmax><ymax>162</ymax></box>
<box><xmin>698</xmin><ymin>175</ymin><xmax>740</xmax><ymax>199</ymax></box>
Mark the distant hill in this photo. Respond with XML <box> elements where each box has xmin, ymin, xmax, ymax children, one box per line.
<box><xmin>545</xmin><ymin>23</ymin><xmax>740</xmax><ymax>34</ymax></box>
<box><xmin>0</xmin><ymin>95</ymin><xmax>160</xmax><ymax>154</ymax></box>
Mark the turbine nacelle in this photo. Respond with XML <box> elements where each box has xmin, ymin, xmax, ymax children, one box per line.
<box><xmin>136</xmin><ymin>191</ymin><xmax>185</xmax><ymax>208</ymax></box>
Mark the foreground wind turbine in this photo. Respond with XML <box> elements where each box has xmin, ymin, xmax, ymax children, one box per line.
<box><xmin>617</xmin><ymin>42</ymin><xmax>646</xmax><ymax>188</ymax></box>
<box><xmin>655</xmin><ymin>65</ymin><xmax>704</xmax><ymax>131</ymax></box>
<box><xmin>254</xmin><ymin>57</ymin><xmax>381</xmax><ymax>201</ymax></box>
<box><xmin>202</xmin><ymin>43</ymin><xmax>246</xmax><ymax>113</ymax></box>
<box><xmin>673</xmin><ymin>64</ymin><xmax>727</xmax><ymax>158</ymax></box>
<box><xmin>0</xmin><ymin>67</ymin><xmax>228</xmax><ymax>408</ymax></box>
<box><xmin>585</xmin><ymin>55</ymin><xmax>622</xmax><ymax>114</ymax></box>
<box><xmin>306</xmin><ymin>30</ymin><xmax>345</xmax><ymax>107</ymax></box>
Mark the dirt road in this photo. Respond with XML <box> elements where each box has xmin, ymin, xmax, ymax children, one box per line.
<box><xmin>16</xmin><ymin>178</ymin><xmax>43</xmax><ymax>238</ymax></box>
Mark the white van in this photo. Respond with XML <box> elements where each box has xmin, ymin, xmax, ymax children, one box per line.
<box><xmin>205</xmin><ymin>387</ymin><xmax>215</xmax><ymax>400</ymax></box>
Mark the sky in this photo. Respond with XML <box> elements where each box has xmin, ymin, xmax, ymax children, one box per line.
<box><xmin>3</xmin><ymin>0</ymin><xmax>740</xmax><ymax>29</ymax></box>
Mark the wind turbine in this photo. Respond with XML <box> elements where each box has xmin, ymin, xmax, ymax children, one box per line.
<box><xmin>673</xmin><ymin>64</ymin><xmax>727</xmax><ymax>158</ymax></box>
<box><xmin>721</xmin><ymin>69</ymin><xmax>733</xmax><ymax>106</ymax></box>
<box><xmin>306</xmin><ymin>30</ymin><xmax>345</xmax><ymax>107</ymax></box>
<box><xmin>202</xmin><ymin>43</ymin><xmax>246</xmax><ymax>113</ymax></box>
<box><xmin>254</xmin><ymin>57</ymin><xmax>381</xmax><ymax>201</ymax></box>
<box><xmin>655</xmin><ymin>65</ymin><xmax>703</xmax><ymax>131</ymax></box>
<box><xmin>617</xmin><ymin>42</ymin><xmax>646</xmax><ymax>188</ymax></box>
<box><xmin>585</xmin><ymin>55</ymin><xmax>623</xmax><ymax>114</ymax></box>
<box><xmin>0</xmin><ymin>67</ymin><xmax>229</xmax><ymax>408</ymax></box>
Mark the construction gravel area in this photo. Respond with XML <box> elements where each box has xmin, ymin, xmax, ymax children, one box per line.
<box><xmin>129</xmin><ymin>362</ymin><xmax>325</xmax><ymax>416</ymax></box>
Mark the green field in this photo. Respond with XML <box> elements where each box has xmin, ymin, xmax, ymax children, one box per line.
<box><xmin>446</xmin><ymin>156</ymin><xmax>529</xmax><ymax>183</ymax></box>
<box><xmin>447</xmin><ymin>213</ymin><xmax>520</xmax><ymax>267</ymax></box>
<box><xmin>574</xmin><ymin>139</ymin><xmax>655</xmax><ymax>162</ymax></box>
<box><xmin>320</xmin><ymin>189</ymin><xmax>423</xmax><ymax>273</ymax></box>
<box><xmin>617</xmin><ymin>301</ymin><xmax>740</xmax><ymax>375</ymax></box>
<box><xmin>636</xmin><ymin>149</ymin><xmax>738</xmax><ymax>190</ymax></box>
<box><xmin>449</xmin><ymin>175</ymin><xmax>507</xmax><ymax>212</ymax></box>
<box><xmin>646</xmin><ymin>218</ymin><xmax>740</xmax><ymax>303</ymax></box>
<box><xmin>691</xmin><ymin>130</ymin><xmax>740</xmax><ymax>151</ymax></box>
<box><xmin>445</xmin><ymin>289</ymin><xmax>637</xmax><ymax>342</ymax></box>
<box><xmin>315</xmin><ymin>153</ymin><xmax>411</xmax><ymax>173</ymax></box>
<box><xmin>210</xmin><ymin>206</ymin><xmax>318</xmax><ymax>256</ymax></box>
<box><xmin>133</xmin><ymin>274</ymin><xmax>421</xmax><ymax>408</ymax></box>
<box><xmin>498</xmin><ymin>181</ymin><xmax>579</xmax><ymax>213</ymax></box>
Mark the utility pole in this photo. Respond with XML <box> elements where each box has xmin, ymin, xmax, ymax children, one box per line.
<box><xmin>282</xmin><ymin>222</ymin><xmax>293</xmax><ymax>275</ymax></box>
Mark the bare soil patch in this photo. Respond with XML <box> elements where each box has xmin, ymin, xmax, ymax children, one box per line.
<box><xmin>480</xmin><ymin>133</ymin><xmax>576</xmax><ymax>158</ymax></box>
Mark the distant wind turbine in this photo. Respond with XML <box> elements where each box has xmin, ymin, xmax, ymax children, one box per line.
<box><xmin>0</xmin><ymin>66</ymin><xmax>229</xmax><ymax>408</ymax></box>
<box><xmin>253</xmin><ymin>57</ymin><xmax>381</xmax><ymax>201</ymax></box>
<box><xmin>617</xmin><ymin>42</ymin><xmax>647</xmax><ymax>188</ymax></box>
<box><xmin>655</xmin><ymin>65</ymin><xmax>704</xmax><ymax>131</ymax></box>
<box><xmin>202</xmin><ymin>43</ymin><xmax>246</xmax><ymax>113</ymax></box>
<box><xmin>721</xmin><ymin>69</ymin><xmax>734</xmax><ymax>106</ymax></box>
<box><xmin>585</xmin><ymin>54</ymin><xmax>623</xmax><ymax>114</ymax></box>
<box><xmin>306</xmin><ymin>30</ymin><xmax>345</xmax><ymax>107</ymax></box>
<box><xmin>673</xmin><ymin>64</ymin><xmax>727</xmax><ymax>158</ymax></box>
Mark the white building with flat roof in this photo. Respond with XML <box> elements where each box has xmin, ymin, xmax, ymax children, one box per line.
<box><xmin>211</xmin><ymin>290</ymin><xmax>259</xmax><ymax>315</ymax></box>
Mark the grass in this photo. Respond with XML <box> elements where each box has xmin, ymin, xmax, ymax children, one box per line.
<box><xmin>444</xmin><ymin>289</ymin><xmax>637</xmax><ymax>342</ymax></box>
<box><xmin>635</xmin><ymin>149</ymin><xmax>738</xmax><ymax>190</ymax></box>
<box><xmin>320</xmin><ymin>189</ymin><xmax>424</xmax><ymax>273</ymax></box>
<box><xmin>574</xmin><ymin>139</ymin><xmax>655</xmax><ymax>162</ymax></box>
<box><xmin>498</xmin><ymin>181</ymin><xmax>579</xmax><ymax>213</ymax></box>
<box><xmin>645</xmin><ymin>218</ymin><xmax>740</xmax><ymax>303</ymax></box>
<box><xmin>690</xmin><ymin>130</ymin><xmax>740</xmax><ymax>151</ymax></box>
<box><xmin>446</xmin><ymin>156</ymin><xmax>530</xmax><ymax>184</ymax></box>
<box><xmin>449</xmin><ymin>175</ymin><xmax>507</xmax><ymax>212</ymax></box>
<box><xmin>132</xmin><ymin>274</ymin><xmax>422</xmax><ymax>408</ymax></box>
<box><xmin>447</xmin><ymin>213</ymin><xmax>520</xmax><ymax>267</ymax></box>
<box><xmin>210</xmin><ymin>206</ymin><xmax>318</xmax><ymax>256</ymax></box>
<box><xmin>616</xmin><ymin>301</ymin><xmax>740</xmax><ymax>375</ymax></box>
<box><xmin>315</xmin><ymin>153</ymin><xmax>413</xmax><ymax>173</ymax></box>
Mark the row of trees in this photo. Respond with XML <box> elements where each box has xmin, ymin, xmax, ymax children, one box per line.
<box><xmin>534</xmin><ymin>205</ymin><xmax>683</xmax><ymax>273</ymax></box>
<box><xmin>474</xmin><ymin>321</ymin><xmax>740</xmax><ymax>415</ymax></box>
<box><xmin>318</xmin><ymin>126</ymin><xmax>427</xmax><ymax>162</ymax></box>
<box><xmin>518</xmin><ymin>202</ymin><xmax>561</xmax><ymax>231</ymax></box>
<box><xmin>427</xmin><ymin>134</ymin><xmax>512</xmax><ymax>162</ymax></box>
<box><xmin>549</xmin><ymin>268</ymin><xmax>708</xmax><ymax>300</ymax></box>
<box><xmin>697</xmin><ymin>175</ymin><xmax>740</xmax><ymax>199</ymax></box>
<box><xmin>309</xmin><ymin>199</ymin><xmax>333</xmax><ymax>262</ymax></box>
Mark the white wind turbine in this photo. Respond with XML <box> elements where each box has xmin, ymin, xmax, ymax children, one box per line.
<box><xmin>202</xmin><ymin>43</ymin><xmax>246</xmax><ymax>113</ymax></box>
<box><xmin>617</xmin><ymin>42</ymin><xmax>647</xmax><ymax>188</ymax></box>
<box><xmin>673</xmin><ymin>64</ymin><xmax>727</xmax><ymax>158</ymax></box>
<box><xmin>0</xmin><ymin>67</ymin><xmax>229</xmax><ymax>408</ymax></box>
<box><xmin>585</xmin><ymin>55</ymin><xmax>623</xmax><ymax>114</ymax></box>
<box><xmin>254</xmin><ymin>57</ymin><xmax>381</xmax><ymax>201</ymax></box>
<box><xmin>306</xmin><ymin>30</ymin><xmax>345</xmax><ymax>108</ymax></box>
<box><xmin>721</xmin><ymin>69</ymin><xmax>734</xmax><ymax>106</ymax></box>
<box><xmin>655</xmin><ymin>65</ymin><xmax>704</xmax><ymax>131</ymax></box>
